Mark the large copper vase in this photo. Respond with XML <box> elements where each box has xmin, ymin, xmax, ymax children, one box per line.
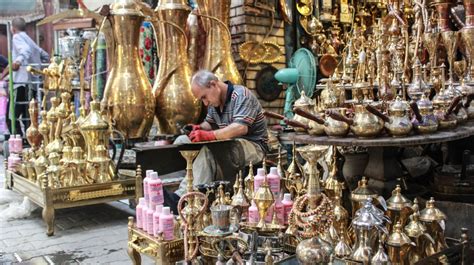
<box><xmin>153</xmin><ymin>0</ymin><xmax>201</xmax><ymax>134</ymax></box>
<box><xmin>461</xmin><ymin>0</ymin><xmax>474</xmax><ymax>80</ymax></box>
<box><xmin>101</xmin><ymin>0</ymin><xmax>155</xmax><ymax>139</ymax></box>
<box><xmin>195</xmin><ymin>0</ymin><xmax>243</xmax><ymax>84</ymax></box>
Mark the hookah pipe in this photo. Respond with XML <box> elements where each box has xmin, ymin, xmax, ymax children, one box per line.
<box><xmin>177</xmin><ymin>191</ymin><xmax>208</xmax><ymax>261</ymax></box>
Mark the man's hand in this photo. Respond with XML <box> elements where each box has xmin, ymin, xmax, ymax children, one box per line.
<box><xmin>11</xmin><ymin>62</ymin><xmax>20</xmax><ymax>71</ymax></box>
<box><xmin>188</xmin><ymin>124</ymin><xmax>201</xmax><ymax>131</ymax></box>
<box><xmin>189</xmin><ymin>130</ymin><xmax>216</xmax><ymax>142</ymax></box>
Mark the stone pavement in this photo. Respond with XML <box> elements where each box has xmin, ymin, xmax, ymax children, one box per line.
<box><xmin>0</xmin><ymin>155</ymin><xmax>155</xmax><ymax>265</ymax></box>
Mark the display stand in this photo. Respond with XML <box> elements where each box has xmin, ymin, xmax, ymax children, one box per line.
<box><xmin>279</xmin><ymin>121</ymin><xmax>474</xmax><ymax>181</ymax></box>
<box><xmin>4</xmin><ymin>163</ymin><xmax>143</xmax><ymax>236</ymax></box>
<box><xmin>127</xmin><ymin>217</ymin><xmax>184</xmax><ymax>265</ymax></box>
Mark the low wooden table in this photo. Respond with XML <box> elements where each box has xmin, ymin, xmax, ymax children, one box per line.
<box><xmin>4</xmin><ymin>166</ymin><xmax>143</xmax><ymax>236</ymax></box>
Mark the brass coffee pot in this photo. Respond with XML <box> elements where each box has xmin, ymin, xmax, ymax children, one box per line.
<box><xmin>153</xmin><ymin>0</ymin><xmax>201</xmax><ymax>134</ymax></box>
<box><xmin>296</xmin><ymin>236</ymin><xmax>333</xmax><ymax>264</ymax></box>
<box><xmin>195</xmin><ymin>0</ymin><xmax>243</xmax><ymax>84</ymax></box>
<box><xmin>102</xmin><ymin>0</ymin><xmax>155</xmax><ymax>139</ymax></box>
<box><xmin>367</xmin><ymin>97</ymin><xmax>413</xmax><ymax>137</ymax></box>
<box><xmin>26</xmin><ymin>99</ymin><xmax>42</xmax><ymax>150</ymax></box>
<box><xmin>404</xmin><ymin>212</ymin><xmax>435</xmax><ymax>263</ymax></box>
<box><xmin>293</xmin><ymin>107</ymin><xmax>326</xmax><ymax>136</ymax></box>
<box><xmin>386</xmin><ymin>222</ymin><xmax>416</xmax><ymax>265</ymax></box>
<box><xmin>350</xmin><ymin>177</ymin><xmax>378</xmax><ymax>218</ymax></box>
<box><xmin>432</xmin><ymin>89</ymin><xmax>461</xmax><ymax>129</ymax></box>
<box><xmin>328</xmin><ymin>104</ymin><xmax>385</xmax><ymax>138</ymax></box>
<box><xmin>323</xmin><ymin>108</ymin><xmax>351</xmax><ymax>137</ymax></box>
<box><xmin>292</xmin><ymin>91</ymin><xmax>324</xmax><ymax>135</ymax></box>
<box><xmin>419</xmin><ymin>197</ymin><xmax>448</xmax><ymax>254</ymax></box>
<box><xmin>410</xmin><ymin>95</ymin><xmax>439</xmax><ymax>134</ymax></box>
<box><xmin>34</xmin><ymin>146</ymin><xmax>49</xmax><ymax>187</ymax></box>
<box><xmin>386</xmin><ymin>185</ymin><xmax>413</xmax><ymax>231</ymax></box>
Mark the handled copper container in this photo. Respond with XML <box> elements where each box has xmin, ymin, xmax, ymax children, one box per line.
<box><xmin>153</xmin><ymin>0</ymin><xmax>201</xmax><ymax>134</ymax></box>
<box><xmin>195</xmin><ymin>0</ymin><xmax>243</xmax><ymax>84</ymax></box>
<box><xmin>102</xmin><ymin>0</ymin><xmax>155</xmax><ymax>139</ymax></box>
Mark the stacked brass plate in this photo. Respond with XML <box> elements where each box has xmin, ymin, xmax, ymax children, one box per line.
<box><xmin>239</xmin><ymin>41</ymin><xmax>283</xmax><ymax>64</ymax></box>
<box><xmin>296</xmin><ymin>0</ymin><xmax>313</xmax><ymax>17</ymax></box>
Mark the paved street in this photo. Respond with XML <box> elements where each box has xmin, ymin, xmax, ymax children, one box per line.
<box><xmin>0</xmin><ymin>155</ymin><xmax>154</xmax><ymax>265</ymax></box>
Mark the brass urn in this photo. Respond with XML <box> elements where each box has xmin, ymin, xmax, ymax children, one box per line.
<box><xmin>153</xmin><ymin>0</ymin><xmax>201</xmax><ymax>134</ymax></box>
<box><xmin>102</xmin><ymin>0</ymin><xmax>155</xmax><ymax>139</ymax></box>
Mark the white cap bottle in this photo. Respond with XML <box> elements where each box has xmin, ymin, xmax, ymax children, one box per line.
<box><xmin>148</xmin><ymin>171</ymin><xmax>164</xmax><ymax>209</ymax></box>
<box><xmin>267</xmin><ymin>167</ymin><xmax>280</xmax><ymax>196</ymax></box>
<box><xmin>153</xmin><ymin>205</ymin><xmax>163</xmax><ymax>237</ymax></box>
<box><xmin>159</xmin><ymin>207</ymin><xmax>175</xmax><ymax>240</ymax></box>
<box><xmin>143</xmin><ymin>170</ymin><xmax>153</xmax><ymax>206</ymax></box>
<box><xmin>282</xmin><ymin>193</ymin><xmax>294</xmax><ymax>225</ymax></box>
<box><xmin>253</xmin><ymin>168</ymin><xmax>266</xmax><ymax>191</ymax></box>
<box><xmin>136</xmin><ymin>197</ymin><xmax>146</xmax><ymax>229</ymax></box>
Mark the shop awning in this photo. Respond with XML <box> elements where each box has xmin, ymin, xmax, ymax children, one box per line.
<box><xmin>0</xmin><ymin>0</ymin><xmax>45</xmax><ymax>24</ymax></box>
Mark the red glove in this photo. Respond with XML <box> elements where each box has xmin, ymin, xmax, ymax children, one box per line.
<box><xmin>189</xmin><ymin>130</ymin><xmax>216</xmax><ymax>142</ymax></box>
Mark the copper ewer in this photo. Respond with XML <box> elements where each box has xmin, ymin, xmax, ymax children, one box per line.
<box><xmin>195</xmin><ymin>0</ymin><xmax>243</xmax><ymax>84</ymax></box>
<box><xmin>101</xmin><ymin>0</ymin><xmax>155</xmax><ymax>139</ymax></box>
<box><xmin>153</xmin><ymin>0</ymin><xmax>201</xmax><ymax>134</ymax></box>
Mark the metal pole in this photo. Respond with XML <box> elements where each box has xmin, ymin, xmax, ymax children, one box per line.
<box><xmin>7</xmin><ymin>21</ymin><xmax>16</xmax><ymax>135</ymax></box>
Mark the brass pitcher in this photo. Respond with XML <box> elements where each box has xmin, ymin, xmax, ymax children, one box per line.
<box><xmin>26</xmin><ymin>99</ymin><xmax>42</xmax><ymax>150</ymax></box>
<box><xmin>195</xmin><ymin>0</ymin><xmax>243</xmax><ymax>84</ymax></box>
<box><xmin>153</xmin><ymin>0</ymin><xmax>201</xmax><ymax>134</ymax></box>
<box><xmin>386</xmin><ymin>185</ymin><xmax>413</xmax><ymax>232</ymax></box>
<box><xmin>387</xmin><ymin>222</ymin><xmax>416</xmax><ymax>265</ymax></box>
<box><xmin>102</xmin><ymin>0</ymin><xmax>155</xmax><ymax>139</ymax></box>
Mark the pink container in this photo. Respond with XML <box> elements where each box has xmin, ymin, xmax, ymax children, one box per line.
<box><xmin>159</xmin><ymin>207</ymin><xmax>174</xmax><ymax>240</ymax></box>
<box><xmin>253</xmin><ymin>168</ymin><xmax>266</xmax><ymax>191</ymax></box>
<box><xmin>0</xmin><ymin>95</ymin><xmax>8</xmax><ymax>134</ymax></box>
<box><xmin>136</xmin><ymin>198</ymin><xmax>146</xmax><ymax>229</ymax></box>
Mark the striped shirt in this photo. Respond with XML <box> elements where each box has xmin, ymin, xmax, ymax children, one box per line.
<box><xmin>206</xmin><ymin>81</ymin><xmax>268</xmax><ymax>152</ymax></box>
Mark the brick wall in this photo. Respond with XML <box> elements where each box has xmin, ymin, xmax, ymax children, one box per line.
<box><xmin>229</xmin><ymin>0</ymin><xmax>287</xmax><ymax>125</ymax></box>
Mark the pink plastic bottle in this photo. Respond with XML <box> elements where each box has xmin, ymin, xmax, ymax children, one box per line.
<box><xmin>8</xmin><ymin>136</ymin><xmax>17</xmax><ymax>154</ymax></box>
<box><xmin>136</xmin><ymin>198</ymin><xmax>146</xmax><ymax>229</ymax></box>
<box><xmin>153</xmin><ymin>205</ymin><xmax>163</xmax><ymax>237</ymax></box>
<box><xmin>141</xmin><ymin>203</ymin><xmax>148</xmax><ymax>232</ymax></box>
<box><xmin>159</xmin><ymin>207</ymin><xmax>175</xmax><ymax>240</ymax></box>
<box><xmin>8</xmin><ymin>153</ymin><xmax>21</xmax><ymax>171</ymax></box>
<box><xmin>143</xmin><ymin>170</ymin><xmax>153</xmax><ymax>207</ymax></box>
<box><xmin>274</xmin><ymin>198</ymin><xmax>284</xmax><ymax>225</ymax></box>
<box><xmin>248</xmin><ymin>200</ymin><xmax>259</xmax><ymax>224</ymax></box>
<box><xmin>148</xmin><ymin>172</ymin><xmax>164</xmax><ymax>209</ymax></box>
<box><xmin>253</xmin><ymin>168</ymin><xmax>266</xmax><ymax>191</ymax></box>
<box><xmin>267</xmin><ymin>167</ymin><xmax>280</xmax><ymax>196</ymax></box>
<box><xmin>146</xmin><ymin>207</ymin><xmax>154</xmax><ymax>235</ymax></box>
<box><xmin>282</xmin><ymin>193</ymin><xmax>294</xmax><ymax>225</ymax></box>
<box><xmin>15</xmin><ymin>135</ymin><xmax>22</xmax><ymax>153</ymax></box>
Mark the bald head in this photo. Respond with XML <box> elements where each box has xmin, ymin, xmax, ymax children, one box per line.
<box><xmin>12</xmin><ymin>18</ymin><xmax>26</xmax><ymax>32</ymax></box>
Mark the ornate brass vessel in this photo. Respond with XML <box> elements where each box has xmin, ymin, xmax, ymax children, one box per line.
<box><xmin>253</xmin><ymin>176</ymin><xmax>274</xmax><ymax>229</ymax></box>
<box><xmin>410</xmin><ymin>95</ymin><xmax>439</xmax><ymax>134</ymax></box>
<box><xmin>324</xmin><ymin>108</ymin><xmax>351</xmax><ymax>137</ymax></box>
<box><xmin>195</xmin><ymin>0</ymin><xmax>243</xmax><ymax>84</ymax></box>
<box><xmin>461</xmin><ymin>0</ymin><xmax>474</xmax><ymax>82</ymax></box>
<box><xmin>101</xmin><ymin>0</ymin><xmax>155</xmax><ymax>139</ymax></box>
<box><xmin>350</xmin><ymin>177</ymin><xmax>378</xmax><ymax>218</ymax></box>
<box><xmin>293</xmin><ymin>107</ymin><xmax>326</xmax><ymax>136</ymax></box>
<box><xmin>26</xmin><ymin>99</ymin><xmax>43</xmax><ymax>150</ymax></box>
<box><xmin>405</xmin><ymin>212</ymin><xmax>435</xmax><ymax>263</ymax></box>
<box><xmin>386</xmin><ymin>185</ymin><xmax>413</xmax><ymax>231</ymax></box>
<box><xmin>386</xmin><ymin>222</ymin><xmax>415</xmax><ymax>265</ymax></box>
<box><xmin>367</xmin><ymin>97</ymin><xmax>413</xmax><ymax>137</ymax></box>
<box><xmin>419</xmin><ymin>197</ymin><xmax>448</xmax><ymax>254</ymax></box>
<box><xmin>153</xmin><ymin>0</ymin><xmax>201</xmax><ymax>134</ymax></box>
<box><xmin>296</xmin><ymin>236</ymin><xmax>332</xmax><ymax>264</ymax></box>
<box><xmin>292</xmin><ymin>91</ymin><xmax>323</xmax><ymax>134</ymax></box>
<box><xmin>432</xmin><ymin>89</ymin><xmax>459</xmax><ymax>129</ymax></box>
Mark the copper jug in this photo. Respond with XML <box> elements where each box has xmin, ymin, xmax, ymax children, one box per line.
<box><xmin>102</xmin><ymin>0</ymin><xmax>155</xmax><ymax>139</ymax></box>
<box><xmin>195</xmin><ymin>0</ymin><xmax>243</xmax><ymax>84</ymax></box>
<box><xmin>153</xmin><ymin>0</ymin><xmax>201</xmax><ymax>134</ymax></box>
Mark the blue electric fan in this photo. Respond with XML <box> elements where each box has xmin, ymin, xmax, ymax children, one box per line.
<box><xmin>274</xmin><ymin>48</ymin><xmax>317</xmax><ymax>119</ymax></box>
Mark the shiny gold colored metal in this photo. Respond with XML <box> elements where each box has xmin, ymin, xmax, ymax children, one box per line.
<box><xmin>101</xmin><ymin>0</ymin><xmax>155</xmax><ymax>139</ymax></box>
<box><xmin>371</xmin><ymin>239</ymin><xmax>391</xmax><ymax>264</ymax></box>
<box><xmin>386</xmin><ymin>185</ymin><xmax>413</xmax><ymax>231</ymax></box>
<box><xmin>387</xmin><ymin>221</ymin><xmax>415</xmax><ymax>265</ymax></box>
<box><xmin>432</xmin><ymin>88</ymin><xmax>458</xmax><ymax>129</ymax></box>
<box><xmin>296</xmin><ymin>236</ymin><xmax>333</xmax><ymax>264</ymax></box>
<box><xmin>26</xmin><ymin>99</ymin><xmax>43</xmax><ymax>150</ymax></box>
<box><xmin>350</xmin><ymin>177</ymin><xmax>378</xmax><ymax>217</ymax></box>
<box><xmin>285</xmin><ymin>144</ymin><xmax>305</xmax><ymax>197</ymax></box>
<box><xmin>419</xmin><ymin>197</ymin><xmax>448</xmax><ymax>254</ymax></box>
<box><xmin>231</xmin><ymin>172</ymin><xmax>250</xmax><ymax>219</ymax></box>
<box><xmin>405</xmin><ymin>212</ymin><xmax>435</xmax><ymax>263</ymax></box>
<box><xmin>178</xmin><ymin>150</ymin><xmax>209</xmax><ymax>261</ymax></box>
<box><xmin>292</xmin><ymin>91</ymin><xmax>315</xmax><ymax>133</ymax></box>
<box><xmin>253</xmin><ymin>176</ymin><xmax>274</xmax><ymax>229</ymax></box>
<box><xmin>239</xmin><ymin>41</ymin><xmax>284</xmax><ymax>64</ymax></box>
<box><xmin>324</xmin><ymin>108</ymin><xmax>351</xmax><ymax>137</ymax></box>
<box><xmin>385</xmin><ymin>97</ymin><xmax>413</xmax><ymax>137</ymax></box>
<box><xmin>411</xmin><ymin>95</ymin><xmax>439</xmax><ymax>134</ymax></box>
<box><xmin>195</xmin><ymin>0</ymin><xmax>243</xmax><ymax>84</ymax></box>
<box><xmin>152</xmin><ymin>0</ymin><xmax>201</xmax><ymax>134</ymax></box>
<box><xmin>244</xmin><ymin>161</ymin><xmax>255</xmax><ymax>201</ymax></box>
